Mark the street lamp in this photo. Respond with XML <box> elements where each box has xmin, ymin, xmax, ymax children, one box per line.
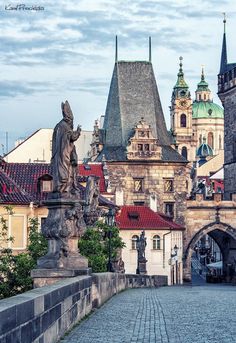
<box><xmin>105</xmin><ymin>208</ymin><xmax>115</xmax><ymax>272</ymax></box>
<box><xmin>171</xmin><ymin>245</ymin><xmax>179</xmax><ymax>284</ymax></box>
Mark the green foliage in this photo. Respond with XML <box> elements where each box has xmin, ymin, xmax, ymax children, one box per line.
<box><xmin>27</xmin><ymin>218</ymin><xmax>48</xmax><ymax>263</ymax></box>
<box><xmin>78</xmin><ymin>221</ymin><xmax>125</xmax><ymax>273</ymax></box>
<box><xmin>0</xmin><ymin>213</ymin><xmax>48</xmax><ymax>299</ymax></box>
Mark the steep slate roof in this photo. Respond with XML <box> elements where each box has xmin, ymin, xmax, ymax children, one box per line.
<box><xmin>116</xmin><ymin>205</ymin><xmax>184</xmax><ymax>230</ymax></box>
<box><xmin>219</xmin><ymin>24</ymin><xmax>236</xmax><ymax>74</ymax></box>
<box><xmin>96</xmin><ymin>61</ymin><xmax>185</xmax><ymax>163</ymax></box>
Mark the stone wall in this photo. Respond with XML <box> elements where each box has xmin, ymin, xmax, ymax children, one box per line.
<box><xmin>218</xmin><ymin>86</ymin><xmax>236</xmax><ymax>199</ymax></box>
<box><xmin>183</xmin><ymin>194</ymin><xmax>236</xmax><ymax>281</ymax></box>
<box><xmin>0</xmin><ymin>273</ymin><xmax>167</xmax><ymax>343</ymax></box>
<box><xmin>107</xmin><ymin>161</ymin><xmax>187</xmax><ymax>226</ymax></box>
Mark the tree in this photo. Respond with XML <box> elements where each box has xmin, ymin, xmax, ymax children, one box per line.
<box><xmin>78</xmin><ymin>221</ymin><xmax>125</xmax><ymax>273</ymax></box>
<box><xmin>0</xmin><ymin>212</ymin><xmax>47</xmax><ymax>299</ymax></box>
<box><xmin>27</xmin><ymin>217</ymin><xmax>47</xmax><ymax>264</ymax></box>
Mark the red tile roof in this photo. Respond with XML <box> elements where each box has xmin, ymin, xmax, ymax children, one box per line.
<box><xmin>0</xmin><ymin>162</ymin><xmax>107</xmax><ymax>205</ymax></box>
<box><xmin>78</xmin><ymin>163</ymin><xmax>106</xmax><ymax>192</ymax></box>
<box><xmin>0</xmin><ymin>169</ymin><xmax>33</xmax><ymax>204</ymax></box>
<box><xmin>2</xmin><ymin>163</ymin><xmax>52</xmax><ymax>202</ymax></box>
<box><xmin>116</xmin><ymin>206</ymin><xmax>184</xmax><ymax>230</ymax></box>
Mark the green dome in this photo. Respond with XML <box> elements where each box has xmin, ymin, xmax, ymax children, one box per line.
<box><xmin>196</xmin><ymin>141</ymin><xmax>213</xmax><ymax>157</ymax></box>
<box><xmin>192</xmin><ymin>101</ymin><xmax>224</xmax><ymax>119</ymax></box>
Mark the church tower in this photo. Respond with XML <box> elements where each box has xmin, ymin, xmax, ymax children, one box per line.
<box><xmin>170</xmin><ymin>57</ymin><xmax>195</xmax><ymax>162</ymax></box>
<box><xmin>91</xmin><ymin>37</ymin><xmax>188</xmax><ymax>225</ymax></box>
<box><xmin>218</xmin><ymin>15</ymin><xmax>236</xmax><ymax>199</ymax></box>
<box><xmin>193</xmin><ymin>68</ymin><xmax>224</xmax><ymax>156</ymax></box>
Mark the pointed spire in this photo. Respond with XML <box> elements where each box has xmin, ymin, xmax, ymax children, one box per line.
<box><xmin>201</xmin><ymin>65</ymin><xmax>205</xmax><ymax>81</ymax></box>
<box><xmin>174</xmin><ymin>56</ymin><xmax>189</xmax><ymax>89</ymax></box>
<box><xmin>149</xmin><ymin>36</ymin><xmax>152</xmax><ymax>62</ymax></box>
<box><xmin>196</xmin><ymin>65</ymin><xmax>210</xmax><ymax>100</ymax></box>
<box><xmin>197</xmin><ymin>65</ymin><xmax>209</xmax><ymax>91</ymax></box>
<box><xmin>115</xmin><ymin>35</ymin><xmax>118</xmax><ymax>63</ymax></box>
<box><xmin>220</xmin><ymin>13</ymin><xmax>228</xmax><ymax>74</ymax></box>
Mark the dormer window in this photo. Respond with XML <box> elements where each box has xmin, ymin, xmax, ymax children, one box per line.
<box><xmin>38</xmin><ymin>174</ymin><xmax>53</xmax><ymax>193</ymax></box>
<box><xmin>127</xmin><ymin>118</ymin><xmax>161</xmax><ymax>160</ymax></box>
<box><xmin>42</xmin><ymin>180</ymin><xmax>52</xmax><ymax>192</ymax></box>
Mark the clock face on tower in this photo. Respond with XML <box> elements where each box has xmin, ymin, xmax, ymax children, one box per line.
<box><xmin>177</xmin><ymin>99</ymin><xmax>188</xmax><ymax>108</ymax></box>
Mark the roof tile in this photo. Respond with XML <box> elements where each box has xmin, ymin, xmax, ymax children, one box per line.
<box><xmin>116</xmin><ymin>205</ymin><xmax>184</xmax><ymax>230</ymax></box>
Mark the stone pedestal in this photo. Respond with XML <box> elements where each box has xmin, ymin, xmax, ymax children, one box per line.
<box><xmin>138</xmin><ymin>261</ymin><xmax>147</xmax><ymax>275</ymax></box>
<box><xmin>31</xmin><ymin>268</ymin><xmax>91</xmax><ymax>288</ymax></box>
<box><xmin>31</xmin><ymin>197</ymin><xmax>90</xmax><ymax>288</ymax></box>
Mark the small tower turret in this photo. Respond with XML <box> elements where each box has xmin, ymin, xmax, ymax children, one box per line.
<box><xmin>195</xmin><ymin>67</ymin><xmax>212</xmax><ymax>102</ymax></box>
<box><xmin>170</xmin><ymin>57</ymin><xmax>194</xmax><ymax>162</ymax></box>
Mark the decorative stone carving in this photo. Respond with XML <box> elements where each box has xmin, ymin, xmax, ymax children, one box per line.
<box><xmin>90</xmin><ymin>119</ymin><xmax>104</xmax><ymax>161</ymax></box>
<box><xmin>112</xmin><ymin>248</ymin><xmax>125</xmax><ymax>273</ymax></box>
<box><xmin>127</xmin><ymin>118</ymin><xmax>162</xmax><ymax>160</ymax></box>
<box><xmin>84</xmin><ymin>175</ymin><xmax>100</xmax><ymax>225</ymax></box>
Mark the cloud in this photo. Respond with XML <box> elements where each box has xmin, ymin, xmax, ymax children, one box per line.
<box><xmin>0</xmin><ymin>0</ymin><xmax>234</xmax><ymax>151</ymax></box>
<box><xmin>0</xmin><ymin>80</ymin><xmax>54</xmax><ymax>98</ymax></box>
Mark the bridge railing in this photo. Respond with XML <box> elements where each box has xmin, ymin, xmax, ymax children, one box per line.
<box><xmin>0</xmin><ymin>273</ymin><xmax>167</xmax><ymax>343</ymax></box>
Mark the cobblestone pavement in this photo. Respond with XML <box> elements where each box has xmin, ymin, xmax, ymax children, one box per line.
<box><xmin>61</xmin><ymin>284</ymin><xmax>236</xmax><ymax>343</ymax></box>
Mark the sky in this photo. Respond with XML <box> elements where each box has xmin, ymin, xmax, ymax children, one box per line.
<box><xmin>0</xmin><ymin>0</ymin><xmax>236</xmax><ymax>153</ymax></box>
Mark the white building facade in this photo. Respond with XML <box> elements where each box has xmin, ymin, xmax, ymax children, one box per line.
<box><xmin>117</xmin><ymin>206</ymin><xmax>185</xmax><ymax>285</ymax></box>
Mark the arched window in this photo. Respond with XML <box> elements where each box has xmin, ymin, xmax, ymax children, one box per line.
<box><xmin>181</xmin><ymin>146</ymin><xmax>188</xmax><ymax>160</ymax></box>
<box><xmin>219</xmin><ymin>135</ymin><xmax>222</xmax><ymax>150</ymax></box>
<box><xmin>131</xmin><ymin>235</ymin><xmax>139</xmax><ymax>250</ymax></box>
<box><xmin>208</xmin><ymin>132</ymin><xmax>214</xmax><ymax>149</ymax></box>
<box><xmin>153</xmin><ymin>235</ymin><xmax>161</xmax><ymax>250</ymax></box>
<box><xmin>180</xmin><ymin>113</ymin><xmax>186</xmax><ymax>128</ymax></box>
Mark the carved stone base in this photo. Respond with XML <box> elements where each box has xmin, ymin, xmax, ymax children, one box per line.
<box><xmin>37</xmin><ymin>250</ymin><xmax>88</xmax><ymax>269</ymax></box>
<box><xmin>38</xmin><ymin>197</ymin><xmax>88</xmax><ymax>270</ymax></box>
<box><xmin>138</xmin><ymin>261</ymin><xmax>147</xmax><ymax>275</ymax></box>
<box><xmin>37</xmin><ymin>238</ymin><xmax>88</xmax><ymax>269</ymax></box>
<box><xmin>31</xmin><ymin>268</ymin><xmax>92</xmax><ymax>288</ymax></box>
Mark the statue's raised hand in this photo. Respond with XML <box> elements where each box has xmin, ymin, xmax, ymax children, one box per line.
<box><xmin>77</xmin><ymin>125</ymin><xmax>82</xmax><ymax>135</ymax></box>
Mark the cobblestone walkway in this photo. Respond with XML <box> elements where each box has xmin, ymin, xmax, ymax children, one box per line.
<box><xmin>61</xmin><ymin>285</ymin><xmax>236</xmax><ymax>343</ymax></box>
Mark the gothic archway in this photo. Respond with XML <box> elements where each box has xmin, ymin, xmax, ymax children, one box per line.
<box><xmin>183</xmin><ymin>221</ymin><xmax>236</xmax><ymax>282</ymax></box>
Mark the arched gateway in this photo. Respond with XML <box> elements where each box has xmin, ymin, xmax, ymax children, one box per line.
<box><xmin>183</xmin><ymin>194</ymin><xmax>236</xmax><ymax>282</ymax></box>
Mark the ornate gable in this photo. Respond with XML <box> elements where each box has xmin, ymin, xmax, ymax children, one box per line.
<box><xmin>126</xmin><ymin>118</ymin><xmax>162</xmax><ymax>160</ymax></box>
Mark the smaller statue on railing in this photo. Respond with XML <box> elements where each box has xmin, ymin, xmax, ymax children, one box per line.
<box><xmin>136</xmin><ymin>231</ymin><xmax>147</xmax><ymax>274</ymax></box>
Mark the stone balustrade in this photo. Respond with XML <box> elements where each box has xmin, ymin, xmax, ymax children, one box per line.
<box><xmin>0</xmin><ymin>273</ymin><xmax>167</xmax><ymax>343</ymax></box>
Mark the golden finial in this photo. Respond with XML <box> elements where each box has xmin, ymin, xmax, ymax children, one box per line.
<box><xmin>179</xmin><ymin>56</ymin><xmax>183</xmax><ymax>70</ymax></box>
